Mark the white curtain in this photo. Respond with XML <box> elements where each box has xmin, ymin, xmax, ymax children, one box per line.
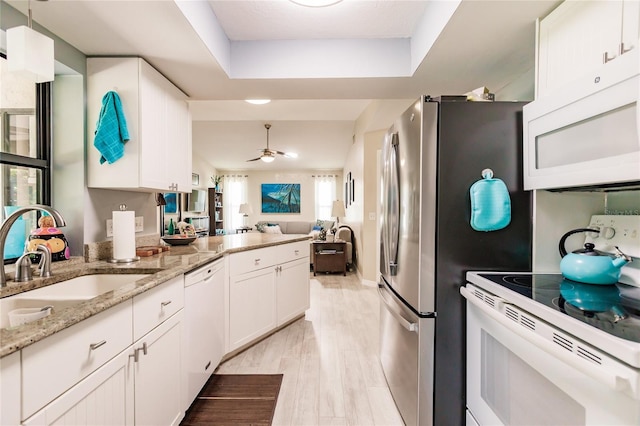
<box><xmin>313</xmin><ymin>174</ymin><xmax>337</xmax><ymax>220</ymax></box>
<box><xmin>222</xmin><ymin>175</ymin><xmax>248</xmax><ymax>231</ymax></box>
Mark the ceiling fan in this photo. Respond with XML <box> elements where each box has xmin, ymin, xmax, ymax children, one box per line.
<box><xmin>246</xmin><ymin>124</ymin><xmax>298</xmax><ymax>163</ymax></box>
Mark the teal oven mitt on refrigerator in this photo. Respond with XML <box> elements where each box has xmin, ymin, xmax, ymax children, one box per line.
<box><xmin>469</xmin><ymin>168</ymin><xmax>511</xmax><ymax>232</ymax></box>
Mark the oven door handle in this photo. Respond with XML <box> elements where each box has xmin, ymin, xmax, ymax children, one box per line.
<box><xmin>461</xmin><ymin>286</ymin><xmax>636</xmax><ymax>398</ymax></box>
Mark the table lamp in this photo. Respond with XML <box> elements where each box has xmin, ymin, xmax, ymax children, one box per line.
<box><xmin>239</xmin><ymin>203</ymin><xmax>253</xmax><ymax>228</ymax></box>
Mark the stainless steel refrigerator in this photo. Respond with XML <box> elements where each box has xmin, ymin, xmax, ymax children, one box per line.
<box><xmin>379</xmin><ymin>96</ymin><xmax>532</xmax><ymax>425</ymax></box>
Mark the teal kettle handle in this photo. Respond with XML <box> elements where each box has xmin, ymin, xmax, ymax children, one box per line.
<box><xmin>559</xmin><ymin>228</ymin><xmax>600</xmax><ymax>257</ymax></box>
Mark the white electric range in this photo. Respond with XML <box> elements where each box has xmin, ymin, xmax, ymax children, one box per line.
<box><xmin>462</xmin><ymin>215</ymin><xmax>640</xmax><ymax>426</ymax></box>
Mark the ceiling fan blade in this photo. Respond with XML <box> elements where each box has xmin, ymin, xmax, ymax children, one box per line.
<box><xmin>246</xmin><ymin>157</ymin><xmax>262</xmax><ymax>162</ymax></box>
<box><xmin>273</xmin><ymin>150</ymin><xmax>298</xmax><ymax>158</ymax></box>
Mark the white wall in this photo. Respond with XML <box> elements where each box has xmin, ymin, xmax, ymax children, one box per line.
<box><xmin>346</xmin><ymin>99</ymin><xmax>414</xmax><ymax>278</ymax></box>
<box><xmin>52</xmin><ymin>75</ymin><xmax>84</xmax><ymax>256</ymax></box>
<box><xmin>533</xmin><ymin>189</ymin><xmax>640</xmax><ymax>273</ymax></box>
<box><xmin>217</xmin><ymin>169</ymin><xmax>342</xmax><ymax>230</ymax></box>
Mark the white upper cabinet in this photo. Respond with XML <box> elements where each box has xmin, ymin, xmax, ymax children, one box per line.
<box><xmin>537</xmin><ymin>0</ymin><xmax>639</xmax><ymax>99</ymax></box>
<box><xmin>87</xmin><ymin>57</ymin><xmax>192</xmax><ymax>193</ymax></box>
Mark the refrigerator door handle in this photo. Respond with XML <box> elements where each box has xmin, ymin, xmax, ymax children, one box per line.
<box><xmin>378</xmin><ymin>284</ymin><xmax>418</xmax><ymax>332</ymax></box>
<box><xmin>388</xmin><ymin>133</ymin><xmax>400</xmax><ymax>275</ymax></box>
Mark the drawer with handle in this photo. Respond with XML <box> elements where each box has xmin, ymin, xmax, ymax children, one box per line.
<box><xmin>22</xmin><ymin>300</ymin><xmax>133</xmax><ymax>419</ymax></box>
<box><xmin>133</xmin><ymin>275</ymin><xmax>184</xmax><ymax>341</ymax></box>
<box><xmin>276</xmin><ymin>241</ymin><xmax>310</xmax><ymax>262</ymax></box>
<box><xmin>229</xmin><ymin>247</ymin><xmax>277</xmax><ymax>276</ymax></box>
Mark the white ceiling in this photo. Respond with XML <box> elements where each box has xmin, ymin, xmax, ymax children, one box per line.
<box><xmin>4</xmin><ymin>0</ymin><xmax>561</xmax><ymax>171</ymax></box>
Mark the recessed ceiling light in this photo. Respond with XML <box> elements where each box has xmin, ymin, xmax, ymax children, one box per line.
<box><xmin>289</xmin><ymin>0</ymin><xmax>343</xmax><ymax>7</ymax></box>
<box><xmin>245</xmin><ymin>99</ymin><xmax>271</xmax><ymax>105</ymax></box>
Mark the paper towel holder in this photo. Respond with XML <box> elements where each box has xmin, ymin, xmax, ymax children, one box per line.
<box><xmin>108</xmin><ymin>204</ymin><xmax>140</xmax><ymax>264</ymax></box>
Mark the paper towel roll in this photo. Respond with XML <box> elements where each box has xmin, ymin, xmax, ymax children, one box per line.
<box><xmin>112</xmin><ymin>210</ymin><xmax>136</xmax><ymax>260</ymax></box>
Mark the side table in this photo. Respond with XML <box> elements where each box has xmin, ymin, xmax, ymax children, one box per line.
<box><xmin>312</xmin><ymin>241</ymin><xmax>347</xmax><ymax>276</ymax></box>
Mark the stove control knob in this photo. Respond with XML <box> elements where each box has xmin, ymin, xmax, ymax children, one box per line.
<box><xmin>600</xmin><ymin>227</ymin><xmax>615</xmax><ymax>239</ymax></box>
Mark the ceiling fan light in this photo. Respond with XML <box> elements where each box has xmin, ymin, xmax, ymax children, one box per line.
<box><xmin>260</xmin><ymin>154</ymin><xmax>275</xmax><ymax>163</ymax></box>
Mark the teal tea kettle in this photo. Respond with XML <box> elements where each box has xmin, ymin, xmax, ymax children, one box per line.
<box><xmin>559</xmin><ymin>228</ymin><xmax>633</xmax><ymax>285</ymax></box>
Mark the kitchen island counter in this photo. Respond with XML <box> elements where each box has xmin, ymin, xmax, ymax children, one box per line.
<box><xmin>0</xmin><ymin>233</ymin><xmax>310</xmax><ymax>357</ymax></box>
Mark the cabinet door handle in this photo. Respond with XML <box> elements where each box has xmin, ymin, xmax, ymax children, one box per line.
<box><xmin>254</xmin><ymin>258</ymin><xmax>261</xmax><ymax>265</ymax></box>
<box><xmin>603</xmin><ymin>51</ymin><xmax>617</xmax><ymax>64</ymax></box>
<box><xmin>130</xmin><ymin>348</ymin><xmax>139</xmax><ymax>362</ymax></box>
<box><xmin>294</xmin><ymin>250</ymin><xmax>299</xmax><ymax>255</ymax></box>
<box><xmin>620</xmin><ymin>42</ymin><xmax>633</xmax><ymax>55</ymax></box>
<box><xmin>161</xmin><ymin>300</ymin><xmax>172</xmax><ymax>307</ymax></box>
<box><xmin>141</xmin><ymin>342</ymin><xmax>148</xmax><ymax>356</ymax></box>
<box><xmin>89</xmin><ymin>340</ymin><xmax>107</xmax><ymax>351</ymax></box>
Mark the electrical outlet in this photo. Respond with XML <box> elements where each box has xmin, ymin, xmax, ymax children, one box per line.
<box><xmin>135</xmin><ymin>216</ymin><xmax>143</xmax><ymax>232</ymax></box>
<box><xmin>106</xmin><ymin>219</ymin><xmax>113</xmax><ymax>237</ymax></box>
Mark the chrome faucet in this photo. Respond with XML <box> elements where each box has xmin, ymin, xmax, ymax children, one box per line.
<box><xmin>14</xmin><ymin>245</ymin><xmax>52</xmax><ymax>282</ymax></box>
<box><xmin>0</xmin><ymin>205</ymin><xmax>66</xmax><ymax>287</ymax></box>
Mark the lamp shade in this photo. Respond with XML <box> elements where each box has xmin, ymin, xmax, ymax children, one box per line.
<box><xmin>331</xmin><ymin>200</ymin><xmax>345</xmax><ymax>218</ymax></box>
<box><xmin>239</xmin><ymin>203</ymin><xmax>253</xmax><ymax>215</ymax></box>
<box><xmin>7</xmin><ymin>26</ymin><xmax>54</xmax><ymax>83</ymax></box>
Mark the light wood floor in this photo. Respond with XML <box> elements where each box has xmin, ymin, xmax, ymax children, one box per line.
<box><xmin>216</xmin><ymin>272</ymin><xmax>405</xmax><ymax>426</ymax></box>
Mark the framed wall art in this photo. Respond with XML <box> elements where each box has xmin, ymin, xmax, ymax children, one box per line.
<box><xmin>163</xmin><ymin>193</ymin><xmax>178</xmax><ymax>214</ymax></box>
<box><xmin>261</xmin><ymin>183</ymin><xmax>301</xmax><ymax>213</ymax></box>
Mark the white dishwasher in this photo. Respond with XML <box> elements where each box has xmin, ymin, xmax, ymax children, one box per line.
<box><xmin>184</xmin><ymin>258</ymin><xmax>225</xmax><ymax>406</ymax></box>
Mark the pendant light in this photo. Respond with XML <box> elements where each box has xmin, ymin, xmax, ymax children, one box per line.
<box><xmin>7</xmin><ymin>0</ymin><xmax>55</xmax><ymax>83</ymax></box>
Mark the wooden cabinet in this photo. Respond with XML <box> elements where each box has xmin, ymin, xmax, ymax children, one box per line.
<box><xmin>537</xmin><ymin>0</ymin><xmax>639</xmax><ymax>98</ymax></box>
<box><xmin>208</xmin><ymin>189</ymin><xmax>224</xmax><ymax>235</ymax></box>
<box><xmin>312</xmin><ymin>241</ymin><xmax>347</xmax><ymax>276</ymax></box>
<box><xmin>87</xmin><ymin>57</ymin><xmax>192</xmax><ymax>193</ymax></box>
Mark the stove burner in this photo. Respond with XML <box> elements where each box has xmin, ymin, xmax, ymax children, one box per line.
<box><xmin>501</xmin><ymin>275</ymin><xmax>532</xmax><ymax>287</ymax></box>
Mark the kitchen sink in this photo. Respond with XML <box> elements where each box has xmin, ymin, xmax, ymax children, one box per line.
<box><xmin>1</xmin><ymin>274</ymin><xmax>150</xmax><ymax>329</ymax></box>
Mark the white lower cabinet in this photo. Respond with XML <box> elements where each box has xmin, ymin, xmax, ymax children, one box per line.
<box><xmin>0</xmin><ymin>351</ymin><xmax>21</xmax><ymax>426</ymax></box>
<box><xmin>132</xmin><ymin>312</ymin><xmax>183</xmax><ymax>426</ymax></box>
<box><xmin>276</xmin><ymin>257</ymin><xmax>310</xmax><ymax>326</ymax></box>
<box><xmin>22</xmin><ymin>301</ymin><xmax>133</xmax><ymax>420</ymax></box>
<box><xmin>19</xmin><ymin>275</ymin><xmax>185</xmax><ymax>426</ymax></box>
<box><xmin>228</xmin><ymin>241</ymin><xmax>310</xmax><ymax>352</ymax></box>
<box><xmin>23</xmin><ymin>349</ymin><xmax>134</xmax><ymax>426</ymax></box>
<box><xmin>229</xmin><ymin>266</ymin><xmax>277</xmax><ymax>352</ymax></box>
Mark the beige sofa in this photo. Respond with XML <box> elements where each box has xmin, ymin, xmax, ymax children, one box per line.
<box><xmin>255</xmin><ymin>220</ymin><xmax>353</xmax><ymax>265</ymax></box>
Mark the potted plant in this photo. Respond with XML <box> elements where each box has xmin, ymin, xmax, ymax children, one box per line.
<box><xmin>211</xmin><ymin>175</ymin><xmax>222</xmax><ymax>192</ymax></box>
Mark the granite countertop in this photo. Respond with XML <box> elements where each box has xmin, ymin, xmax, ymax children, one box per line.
<box><xmin>0</xmin><ymin>233</ymin><xmax>311</xmax><ymax>358</ymax></box>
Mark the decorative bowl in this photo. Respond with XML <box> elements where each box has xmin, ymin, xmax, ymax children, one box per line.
<box><xmin>161</xmin><ymin>235</ymin><xmax>197</xmax><ymax>246</ymax></box>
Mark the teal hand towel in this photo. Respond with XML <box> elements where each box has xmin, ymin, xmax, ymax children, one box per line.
<box><xmin>94</xmin><ymin>91</ymin><xmax>130</xmax><ymax>164</ymax></box>
<box><xmin>469</xmin><ymin>169</ymin><xmax>511</xmax><ymax>232</ymax></box>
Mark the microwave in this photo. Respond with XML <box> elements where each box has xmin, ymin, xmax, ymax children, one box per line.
<box><xmin>523</xmin><ymin>48</ymin><xmax>640</xmax><ymax>191</ymax></box>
